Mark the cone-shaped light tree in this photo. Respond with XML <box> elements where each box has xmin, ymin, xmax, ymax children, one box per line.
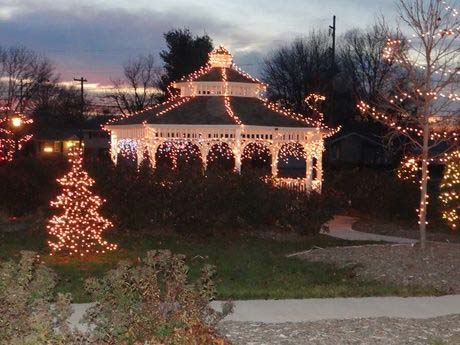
<box><xmin>47</xmin><ymin>147</ymin><xmax>117</xmax><ymax>256</ymax></box>
<box><xmin>439</xmin><ymin>150</ymin><xmax>460</xmax><ymax>230</ymax></box>
<box><xmin>358</xmin><ymin>0</ymin><xmax>460</xmax><ymax>248</ymax></box>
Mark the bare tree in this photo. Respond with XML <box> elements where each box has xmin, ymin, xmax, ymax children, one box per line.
<box><xmin>358</xmin><ymin>0</ymin><xmax>460</xmax><ymax>248</ymax></box>
<box><xmin>262</xmin><ymin>31</ymin><xmax>334</xmax><ymax>112</ymax></box>
<box><xmin>109</xmin><ymin>54</ymin><xmax>162</xmax><ymax>116</ymax></box>
<box><xmin>341</xmin><ymin>20</ymin><xmax>401</xmax><ymax>102</ymax></box>
<box><xmin>0</xmin><ymin>46</ymin><xmax>55</xmax><ymax>112</ymax></box>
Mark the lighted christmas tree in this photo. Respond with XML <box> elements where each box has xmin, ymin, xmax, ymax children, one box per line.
<box><xmin>47</xmin><ymin>147</ymin><xmax>117</xmax><ymax>256</ymax></box>
<box><xmin>439</xmin><ymin>150</ymin><xmax>460</xmax><ymax>230</ymax></box>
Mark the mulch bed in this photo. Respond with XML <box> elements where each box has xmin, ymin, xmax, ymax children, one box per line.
<box><xmin>219</xmin><ymin>315</ymin><xmax>460</xmax><ymax>344</ymax></box>
<box><xmin>298</xmin><ymin>242</ymin><xmax>460</xmax><ymax>294</ymax></box>
<box><xmin>353</xmin><ymin>220</ymin><xmax>460</xmax><ymax>243</ymax></box>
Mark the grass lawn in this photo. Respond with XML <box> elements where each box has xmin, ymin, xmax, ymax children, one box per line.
<box><xmin>0</xmin><ymin>228</ymin><xmax>438</xmax><ymax>303</ymax></box>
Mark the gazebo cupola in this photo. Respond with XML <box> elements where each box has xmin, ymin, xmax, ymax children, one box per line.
<box><xmin>209</xmin><ymin>45</ymin><xmax>233</xmax><ymax>67</ymax></box>
<box><xmin>172</xmin><ymin>45</ymin><xmax>266</xmax><ymax>98</ymax></box>
<box><xmin>106</xmin><ymin>45</ymin><xmax>340</xmax><ymax>193</ymax></box>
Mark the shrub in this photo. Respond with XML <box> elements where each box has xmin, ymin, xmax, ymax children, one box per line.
<box><xmin>0</xmin><ymin>157</ymin><xmax>67</xmax><ymax>217</ymax></box>
<box><xmin>0</xmin><ymin>251</ymin><xmax>232</xmax><ymax>344</ymax></box>
<box><xmin>83</xmin><ymin>250</ymin><xmax>232</xmax><ymax>345</ymax></box>
<box><xmin>278</xmin><ymin>189</ymin><xmax>346</xmax><ymax>235</ymax></box>
<box><xmin>0</xmin><ymin>251</ymin><xmax>76</xmax><ymax>344</ymax></box>
<box><xmin>90</xmin><ymin>163</ymin><xmax>343</xmax><ymax>235</ymax></box>
<box><xmin>324</xmin><ymin>167</ymin><xmax>420</xmax><ymax>220</ymax></box>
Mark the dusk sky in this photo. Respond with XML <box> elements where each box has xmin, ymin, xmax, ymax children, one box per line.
<box><xmin>2</xmin><ymin>0</ymin><xmax>396</xmax><ymax>90</ymax></box>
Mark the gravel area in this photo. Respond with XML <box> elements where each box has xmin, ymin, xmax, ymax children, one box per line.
<box><xmin>353</xmin><ymin>220</ymin><xmax>460</xmax><ymax>243</ymax></box>
<box><xmin>219</xmin><ymin>315</ymin><xmax>460</xmax><ymax>344</ymax></box>
<box><xmin>298</xmin><ymin>243</ymin><xmax>460</xmax><ymax>294</ymax></box>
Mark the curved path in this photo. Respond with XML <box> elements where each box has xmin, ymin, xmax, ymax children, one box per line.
<box><xmin>321</xmin><ymin>215</ymin><xmax>418</xmax><ymax>244</ymax></box>
<box><xmin>70</xmin><ymin>296</ymin><xmax>460</xmax><ymax>328</ymax></box>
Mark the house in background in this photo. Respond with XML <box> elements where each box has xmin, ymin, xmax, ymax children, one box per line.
<box><xmin>325</xmin><ymin>131</ymin><xmax>394</xmax><ymax>167</ymax></box>
<box><xmin>34</xmin><ymin>127</ymin><xmax>81</xmax><ymax>156</ymax></box>
<box><xmin>82</xmin><ymin>116</ymin><xmax>114</xmax><ymax>158</ymax></box>
<box><xmin>33</xmin><ymin>116</ymin><xmax>114</xmax><ymax>158</ymax></box>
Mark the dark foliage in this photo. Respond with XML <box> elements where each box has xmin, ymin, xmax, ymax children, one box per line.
<box><xmin>0</xmin><ymin>157</ymin><xmax>67</xmax><ymax>217</ymax></box>
<box><xmin>159</xmin><ymin>28</ymin><xmax>213</xmax><ymax>93</ymax></box>
<box><xmin>0</xmin><ymin>154</ymin><xmax>341</xmax><ymax>235</ymax></box>
<box><xmin>324</xmin><ymin>167</ymin><xmax>420</xmax><ymax>220</ymax></box>
<box><xmin>86</xmin><ymin>158</ymin><xmax>342</xmax><ymax>235</ymax></box>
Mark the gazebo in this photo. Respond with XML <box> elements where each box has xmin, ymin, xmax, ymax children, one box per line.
<box><xmin>106</xmin><ymin>46</ymin><xmax>337</xmax><ymax>192</ymax></box>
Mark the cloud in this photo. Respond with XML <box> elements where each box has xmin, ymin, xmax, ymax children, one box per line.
<box><xmin>0</xmin><ymin>0</ymin><xmax>396</xmax><ymax>84</ymax></box>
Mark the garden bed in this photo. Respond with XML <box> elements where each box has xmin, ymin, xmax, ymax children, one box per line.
<box><xmin>299</xmin><ymin>243</ymin><xmax>460</xmax><ymax>294</ymax></box>
<box><xmin>219</xmin><ymin>315</ymin><xmax>460</xmax><ymax>345</ymax></box>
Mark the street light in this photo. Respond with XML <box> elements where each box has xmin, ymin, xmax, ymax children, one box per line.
<box><xmin>11</xmin><ymin>116</ymin><xmax>22</xmax><ymax>128</ymax></box>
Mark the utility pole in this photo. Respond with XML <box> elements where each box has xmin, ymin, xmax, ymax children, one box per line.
<box><xmin>329</xmin><ymin>15</ymin><xmax>336</xmax><ymax>68</ymax></box>
<box><xmin>18</xmin><ymin>79</ymin><xmax>31</xmax><ymax>113</ymax></box>
<box><xmin>73</xmin><ymin>77</ymin><xmax>88</xmax><ymax>116</ymax></box>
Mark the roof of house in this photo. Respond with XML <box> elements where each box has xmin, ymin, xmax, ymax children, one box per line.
<box><xmin>112</xmin><ymin>96</ymin><xmax>308</xmax><ymax>128</ymax></box>
<box><xmin>34</xmin><ymin>127</ymin><xmax>81</xmax><ymax>141</ymax></box>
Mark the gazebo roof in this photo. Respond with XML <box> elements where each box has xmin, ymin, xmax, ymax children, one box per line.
<box><xmin>115</xmin><ymin>96</ymin><xmax>308</xmax><ymax>128</ymax></box>
<box><xmin>109</xmin><ymin>46</ymin><xmax>325</xmax><ymax>130</ymax></box>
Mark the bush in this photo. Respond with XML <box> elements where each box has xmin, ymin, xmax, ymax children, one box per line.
<box><xmin>324</xmin><ymin>167</ymin><xmax>420</xmax><ymax>220</ymax></box>
<box><xmin>88</xmin><ymin>162</ymin><xmax>343</xmax><ymax>235</ymax></box>
<box><xmin>0</xmin><ymin>251</ymin><xmax>76</xmax><ymax>344</ymax></box>
<box><xmin>0</xmin><ymin>157</ymin><xmax>67</xmax><ymax>217</ymax></box>
<box><xmin>278</xmin><ymin>189</ymin><xmax>346</xmax><ymax>235</ymax></box>
<box><xmin>83</xmin><ymin>250</ymin><xmax>232</xmax><ymax>344</ymax></box>
<box><xmin>1</xmin><ymin>251</ymin><xmax>231</xmax><ymax>344</ymax></box>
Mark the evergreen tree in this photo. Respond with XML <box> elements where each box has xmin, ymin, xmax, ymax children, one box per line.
<box><xmin>440</xmin><ymin>150</ymin><xmax>460</xmax><ymax>230</ymax></box>
<box><xmin>159</xmin><ymin>28</ymin><xmax>213</xmax><ymax>92</ymax></box>
<box><xmin>47</xmin><ymin>147</ymin><xmax>117</xmax><ymax>256</ymax></box>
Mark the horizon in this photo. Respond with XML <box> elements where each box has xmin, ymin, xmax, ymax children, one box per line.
<box><xmin>2</xmin><ymin>0</ymin><xmax>396</xmax><ymax>91</ymax></box>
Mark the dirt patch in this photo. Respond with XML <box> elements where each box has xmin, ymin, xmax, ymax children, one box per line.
<box><xmin>219</xmin><ymin>315</ymin><xmax>460</xmax><ymax>344</ymax></box>
<box><xmin>298</xmin><ymin>242</ymin><xmax>460</xmax><ymax>294</ymax></box>
<box><xmin>353</xmin><ymin>220</ymin><xmax>460</xmax><ymax>243</ymax></box>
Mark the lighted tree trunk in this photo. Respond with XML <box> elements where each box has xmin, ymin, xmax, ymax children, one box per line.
<box><xmin>358</xmin><ymin>0</ymin><xmax>460</xmax><ymax>247</ymax></box>
<box><xmin>419</xmin><ymin>121</ymin><xmax>430</xmax><ymax>248</ymax></box>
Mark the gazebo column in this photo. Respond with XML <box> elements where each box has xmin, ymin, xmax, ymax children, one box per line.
<box><xmin>316</xmin><ymin>155</ymin><xmax>323</xmax><ymax>192</ymax></box>
<box><xmin>201</xmin><ymin>144</ymin><xmax>209</xmax><ymax>173</ymax></box>
<box><xmin>146</xmin><ymin>143</ymin><xmax>158</xmax><ymax>170</ymax></box>
<box><xmin>271</xmin><ymin>147</ymin><xmax>279</xmax><ymax>177</ymax></box>
<box><xmin>136</xmin><ymin>144</ymin><xmax>145</xmax><ymax>166</ymax></box>
<box><xmin>304</xmin><ymin>141</ymin><xmax>313</xmax><ymax>191</ymax></box>
<box><xmin>234</xmin><ymin>130</ymin><xmax>242</xmax><ymax>174</ymax></box>
<box><xmin>110</xmin><ymin>136</ymin><xmax>118</xmax><ymax>164</ymax></box>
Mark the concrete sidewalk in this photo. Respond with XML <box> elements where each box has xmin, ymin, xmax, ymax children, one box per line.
<box><xmin>211</xmin><ymin>296</ymin><xmax>460</xmax><ymax>322</ymax></box>
<box><xmin>322</xmin><ymin>215</ymin><xmax>418</xmax><ymax>244</ymax></box>
<box><xmin>70</xmin><ymin>295</ymin><xmax>460</xmax><ymax>329</ymax></box>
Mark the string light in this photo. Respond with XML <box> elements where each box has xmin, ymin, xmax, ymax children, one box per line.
<box><xmin>439</xmin><ymin>149</ymin><xmax>460</xmax><ymax>230</ymax></box>
<box><xmin>397</xmin><ymin>155</ymin><xmax>420</xmax><ymax>183</ymax></box>
<box><xmin>47</xmin><ymin>147</ymin><xmax>117</xmax><ymax>256</ymax></box>
<box><xmin>221</xmin><ymin>67</ymin><xmax>242</xmax><ymax>124</ymax></box>
<box><xmin>0</xmin><ymin>110</ymin><xmax>33</xmax><ymax>162</ymax></box>
<box><xmin>360</xmin><ymin>2</ymin><xmax>460</xmax><ymax>232</ymax></box>
<box><xmin>108</xmin><ymin>46</ymin><xmax>336</xmax><ymax>192</ymax></box>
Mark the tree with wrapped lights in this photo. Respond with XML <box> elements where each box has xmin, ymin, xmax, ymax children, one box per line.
<box><xmin>0</xmin><ymin>111</ymin><xmax>33</xmax><ymax>163</ymax></box>
<box><xmin>47</xmin><ymin>147</ymin><xmax>117</xmax><ymax>256</ymax></box>
<box><xmin>439</xmin><ymin>150</ymin><xmax>460</xmax><ymax>230</ymax></box>
<box><xmin>358</xmin><ymin>0</ymin><xmax>460</xmax><ymax>248</ymax></box>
